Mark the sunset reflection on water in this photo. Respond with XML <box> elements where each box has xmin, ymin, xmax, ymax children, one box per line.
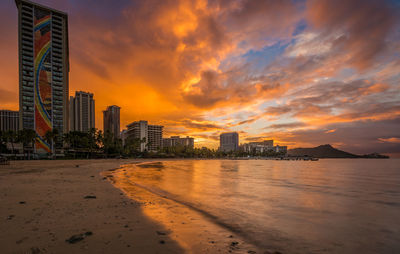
<box><xmin>111</xmin><ymin>159</ymin><xmax>400</xmax><ymax>254</ymax></box>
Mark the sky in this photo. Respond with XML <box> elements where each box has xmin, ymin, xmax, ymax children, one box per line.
<box><xmin>0</xmin><ymin>0</ymin><xmax>400</xmax><ymax>157</ymax></box>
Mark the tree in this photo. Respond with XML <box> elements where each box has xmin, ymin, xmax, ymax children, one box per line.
<box><xmin>0</xmin><ymin>131</ymin><xmax>8</xmax><ymax>153</ymax></box>
<box><xmin>124</xmin><ymin>136</ymin><xmax>141</xmax><ymax>156</ymax></box>
<box><xmin>4</xmin><ymin>130</ymin><xmax>17</xmax><ymax>154</ymax></box>
<box><xmin>18</xmin><ymin>129</ymin><xmax>37</xmax><ymax>159</ymax></box>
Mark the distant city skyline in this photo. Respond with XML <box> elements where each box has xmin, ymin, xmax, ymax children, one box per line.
<box><xmin>0</xmin><ymin>0</ymin><xmax>399</xmax><ymax>156</ymax></box>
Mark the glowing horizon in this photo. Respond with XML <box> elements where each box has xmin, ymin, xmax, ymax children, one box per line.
<box><xmin>0</xmin><ymin>0</ymin><xmax>399</xmax><ymax>156</ymax></box>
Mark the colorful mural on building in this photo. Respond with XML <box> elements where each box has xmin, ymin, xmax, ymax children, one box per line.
<box><xmin>34</xmin><ymin>8</ymin><xmax>52</xmax><ymax>153</ymax></box>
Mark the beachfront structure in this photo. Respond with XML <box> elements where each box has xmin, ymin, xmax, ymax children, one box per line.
<box><xmin>126</xmin><ymin>120</ymin><xmax>163</xmax><ymax>152</ymax></box>
<box><xmin>16</xmin><ymin>0</ymin><xmax>69</xmax><ymax>154</ymax></box>
<box><xmin>242</xmin><ymin>140</ymin><xmax>274</xmax><ymax>153</ymax></box>
<box><xmin>163</xmin><ymin>136</ymin><xmax>194</xmax><ymax>149</ymax></box>
<box><xmin>103</xmin><ymin>105</ymin><xmax>120</xmax><ymax>139</ymax></box>
<box><xmin>242</xmin><ymin>140</ymin><xmax>287</xmax><ymax>154</ymax></box>
<box><xmin>0</xmin><ymin>110</ymin><xmax>19</xmax><ymax>132</ymax></box>
<box><xmin>120</xmin><ymin>129</ymin><xmax>128</xmax><ymax>146</ymax></box>
<box><xmin>69</xmin><ymin>91</ymin><xmax>95</xmax><ymax>132</ymax></box>
<box><xmin>219</xmin><ymin>132</ymin><xmax>239</xmax><ymax>152</ymax></box>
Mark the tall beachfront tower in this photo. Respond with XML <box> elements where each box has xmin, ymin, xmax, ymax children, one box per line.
<box><xmin>15</xmin><ymin>0</ymin><xmax>69</xmax><ymax>154</ymax></box>
<box><xmin>103</xmin><ymin>105</ymin><xmax>120</xmax><ymax>140</ymax></box>
<box><xmin>69</xmin><ymin>91</ymin><xmax>95</xmax><ymax>132</ymax></box>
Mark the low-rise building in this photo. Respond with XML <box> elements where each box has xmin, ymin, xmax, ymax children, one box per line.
<box><xmin>0</xmin><ymin>110</ymin><xmax>19</xmax><ymax>132</ymax></box>
<box><xmin>163</xmin><ymin>136</ymin><xmax>194</xmax><ymax>148</ymax></box>
<box><xmin>242</xmin><ymin>140</ymin><xmax>287</xmax><ymax>155</ymax></box>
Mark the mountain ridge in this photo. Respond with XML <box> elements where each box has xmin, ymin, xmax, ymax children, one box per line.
<box><xmin>288</xmin><ymin>144</ymin><xmax>389</xmax><ymax>158</ymax></box>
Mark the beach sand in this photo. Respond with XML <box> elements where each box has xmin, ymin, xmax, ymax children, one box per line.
<box><xmin>0</xmin><ymin>159</ymin><xmax>261</xmax><ymax>254</ymax></box>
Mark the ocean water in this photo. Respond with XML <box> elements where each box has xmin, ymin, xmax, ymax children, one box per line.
<box><xmin>118</xmin><ymin>159</ymin><xmax>400</xmax><ymax>253</ymax></box>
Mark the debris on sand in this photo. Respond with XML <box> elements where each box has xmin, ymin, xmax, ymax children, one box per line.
<box><xmin>65</xmin><ymin>231</ymin><xmax>93</xmax><ymax>244</ymax></box>
<box><xmin>156</xmin><ymin>231</ymin><xmax>168</xmax><ymax>235</ymax></box>
<box><xmin>84</xmin><ymin>195</ymin><xmax>97</xmax><ymax>199</ymax></box>
<box><xmin>30</xmin><ymin>247</ymin><xmax>42</xmax><ymax>254</ymax></box>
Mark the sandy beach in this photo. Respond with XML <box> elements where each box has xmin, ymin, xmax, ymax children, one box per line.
<box><xmin>0</xmin><ymin>159</ymin><xmax>261</xmax><ymax>254</ymax></box>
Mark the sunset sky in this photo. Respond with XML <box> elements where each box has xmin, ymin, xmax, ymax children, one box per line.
<box><xmin>1</xmin><ymin>0</ymin><xmax>400</xmax><ymax>156</ymax></box>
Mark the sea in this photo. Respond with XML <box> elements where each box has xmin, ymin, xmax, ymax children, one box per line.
<box><xmin>115</xmin><ymin>159</ymin><xmax>400</xmax><ymax>254</ymax></box>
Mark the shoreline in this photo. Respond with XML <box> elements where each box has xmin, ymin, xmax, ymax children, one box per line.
<box><xmin>0</xmin><ymin>159</ymin><xmax>262</xmax><ymax>254</ymax></box>
<box><xmin>106</xmin><ymin>161</ymin><xmax>262</xmax><ymax>254</ymax></box>
<box><xmin>0</xmin><ymin>159</ymin><xmax>185</xmax><ymax>253</ymax></box>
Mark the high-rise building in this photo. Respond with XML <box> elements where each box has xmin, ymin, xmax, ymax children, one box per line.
<box><xmin>103</xmin><ymin>105</ymin><xmax>120</xmax><ymax>139</ymax></box>
<box><xmin>69</xmin><ymin>91</ymin><xmax>95</xmax><ymax>132</ymax></box>
<box><xmin>219</xmin><ymin>132</ymin><xmax>239</xmax><ymax>152</ymax></box>
<box><xmin>0</xmin><ymin>110</ymin><xmax>19</xmax><ymax>132</ymax></box>
<box><xmin>16</xmin><ymin>0</ymin><xmax>69</xmax><ymax>154</ymax></box>
<box><xmin>126</xmin><ymin>120</ymin><xmax>163</xmax><ymax>152</ymax></box>
<box><xmin>163</xmin><ymin>136</ymin><xmax>194</xmax><ymax>149</ymax></box>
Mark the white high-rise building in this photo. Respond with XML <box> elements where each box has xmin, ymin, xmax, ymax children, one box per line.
<box><xmin>69</xmin><ymin>91</ymin><xmax>95</xmax><ymax>132</ymax></box>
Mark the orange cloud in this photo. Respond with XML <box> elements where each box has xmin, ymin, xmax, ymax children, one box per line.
<box><xmin>0</xmin><ymin>0</ymin><xmax>399</xmax><ymax>156</ymax></box>
<box><xmin>378</xmin><ymin>137</ymin><xmax>400</xmax><ymax>144</ymax></box>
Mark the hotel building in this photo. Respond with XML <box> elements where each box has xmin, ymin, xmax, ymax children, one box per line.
<box><xmin>219</xmin><ymin>132</ymin><xmax>239</xmax><ymax>152</ymax></box>
<box><xmin>242</xmin><ymin>140</ymin><xmax>287</xmax><ymax>154</ymax></box>
<box><xmin>16</xmin><ymin>0</ymin><xmax>69</xmax><ymax>153</ymax></box>
<box><xmin>126</xmin><ymin>121</ymin><xmax>163</xmax><ymax>152</ymax></box>
<box><xmin>0</xmin><ymin>110</ymin><xmax>19</xmax><ymax>132</ymax></box>
<box><xmin>103</xmin><ymin>105</ymin><xmax>120</xmax><ymax>139</ymax></box>
<box><xmin>69</xmin><ymin>91</ymin><xmax>95</xmax><ymax>132</ymax></box>
<box><xmin>163</xmin><ymin>136</ymin><xmax>194</xmax><ymax>149</ymax></box>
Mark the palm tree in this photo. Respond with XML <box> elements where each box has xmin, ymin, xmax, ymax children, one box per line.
<box><xmin>44</xmin><ymin>129</ymin><xmax>59</xmax><ymax>158</ymax></box>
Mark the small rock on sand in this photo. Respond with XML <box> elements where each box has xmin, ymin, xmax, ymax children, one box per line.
<box><xmin>65</xmin><ymin>231</ymin><xmax>93</xmax><ymax>244</ymax></box>
<box><xmin>30</xmin><ymin>247</ymin><xmax>42</xmax><ymax>254</ymax></box>
<box><xmin>84</xmin><ymin>195</ymin><xmax>96</xmax><ymax>199</ymax></box>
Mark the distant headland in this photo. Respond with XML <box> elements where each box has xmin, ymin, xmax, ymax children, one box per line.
<box><xmin>288</xmin><ymin>144</ymin><xmax>389</xmax><ymax>159</ymax></box>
